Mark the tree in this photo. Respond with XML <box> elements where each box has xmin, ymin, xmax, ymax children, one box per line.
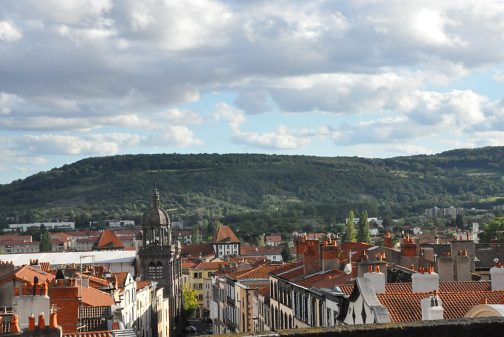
<box><xmin>182</xmin><ymin>285</ymin><xmax>199</xmax><ymax>317</ymax></box>
<box><xmin>358</xmin><ymin>210</ymin><xmax>371</xmax><ymax>243</ymax></box>
<box><xmin>281</xmin><ymin>243</ymin><xmax>292</xmax><ymax>262</ymax></box>
<box><xmin>192</xmin><ymin>224</ymin><xmax>201</xmax><ymax>244</ymax></box>
<box><xmin>480</xmin><ymin>217</ymin><xmax>504</xmax><ymax>243</ymax></box>
<box><xmin>39</xmin><ymin>224</ymin><xmax>52</xmax><ymax>252</ymax></box>
<box><xmin>455</xmin><ymin>214</ymin><xmax>464</xmax><ymax>229</ymax></box>
<box><xmin>345</xmin><ymin>210</ymin><xmax>357</xmax><ymax>242</ymax></box>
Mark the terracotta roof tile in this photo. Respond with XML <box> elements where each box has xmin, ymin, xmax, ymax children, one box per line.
<box><xmin>0</xmin><ymin>265</ymin><xmax>55</xmax><ymax>286</ymax></box>
<box><xmin>193</xmin><ymin>262</ymin><xmax>224</xmax><ymax>271</ymax></box>
<box><xmin>79</xmin><ymin>286</ymin><xmax>115</xmax><ymax>306</ymax></box>
<box><xmin>181</xmin><ymin>243</ymin><xmax>214</xmax><ymax>257</ymax></box>
<box><xmin>212</xmin><ymin>225</ymin><xmax>240</xmax><ymax>243</ymax></box>
<box><xmin>378</xmin><ymin>290</ymin><xmax>504</xmax><ymax>322</ymax></box>
<box><xmin>136</xmin><ymin>280</ymin><xmax>151</xmax><ymax>290</ymax></box>
<box><xmin>95</xmin><ymin>230</ymin><xmax>124</xmax><ymax>249</ymax></box>
<box><xmin>234</xmin><ymin>264</ymin><xmax>285</xmax><ymax>280</ymax></box>
<box><xmin>113</xmin><ymin>272</ymin><xmax>129</xmax><ymax>288</ymax></box>
<box><xmin>265</xmin><ymin>235</ymin><xmax>282</xmax><ymax>242</ymax></box>
<box><xmin>294</xmin><ymin>269</ymin><xmax>352</xmax><ymax>289</ymax></box>
<box><xmin>241</xmin><ymin>244</ymin><xmax>282</xmax><ymax>256</ymax></box>
<box><xmin>269</xmin><ymin>261</ymin><xmax>303</xmax><ymax>276</ymax></box>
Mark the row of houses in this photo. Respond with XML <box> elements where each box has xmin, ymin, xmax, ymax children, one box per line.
<box><xmin>0</xmin><ymin>259</ymin><xmax>169</xmax><ymax>337</ymax></box>
<box><xmin>208</xmin><ymin>233</ymin><xmax>504</xmax><ymax>334</ymax></box>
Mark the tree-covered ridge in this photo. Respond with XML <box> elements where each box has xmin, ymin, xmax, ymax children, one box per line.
<box><xmin>0</xmin><ymin>147</ymin><xmax>503</xmax><ymax>227</ymax></box>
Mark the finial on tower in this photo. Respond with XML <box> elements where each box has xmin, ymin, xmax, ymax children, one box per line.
<box><xmin>153</xmin><ymin>188</ymin><xmax>160</xmax><ymax>208</ymax></box>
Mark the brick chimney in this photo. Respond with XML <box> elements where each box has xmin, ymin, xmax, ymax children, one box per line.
<box><xmin>384</xmin><ymin>232</ymin><xmax>392</xmax><ymax>248</ymax></box>
<box><xmin>363</xmin><ymin>264</ymin><xmax>385</xmax><ymax>294</ymax></box>
<box><xmin>412</xmin><ymin>267</ymin><xmax>439</xmax><ymax>293</ymax></box>
<box><xmin>421</xmin><ymin>291</ymin><xmax>443</xmax><ymax>320</ymax></box>
<box><xmin>321</xmin><ymin>239</ymin><xmax>340</xmax><ymax>271</ymax></box>
<box><xmin>303</xmin><ymin>241</ymin><xmax>321</xmax><ymax>275</ymax></box>
<box><xmin>400</xmin><ymin>234</ymin><xmax>418</xmax><ymax>257</ymax></box>
<box><xmin>490</xmin><ymin>262</ymin><xmax>504</xmax><ymax>291</ymax></box>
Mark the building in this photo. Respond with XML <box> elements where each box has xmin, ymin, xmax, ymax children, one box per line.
<box><xmin>339</xmin><ymin>263</ymin><xmax>504</xmax><ymax>324</ymax></box>
<box><xmin>265</xmin><ymin>235</ymin><xmax>282</xmax><ymax>247</ymax></box>
<box><xmin>185</xmin><ymin>262</ymin><xmax>222</xmax><ymax>317</ymax></box>
<box><xmin>212</xmin><ymin>226</ymin><xmax>240</xmax><ymax>258</ymax></box>
<box><xmin>0</xmin><ymin>235</ymin><xmax>39</xmax><ymax>254</ymax></box>
<box><xmin>7</xmin><ymin>222</ymin><xmax>75</xmax><ymax>232</ymax></box>
<box><xmin>137</xmin><ymin>189</ymin><xmax>182</xmax><ymax>335</ymax></box>
<box><xmin>93</xmin><ymin>230</ymin><xmax>125</xmax><ymax>251</ymax></box>
<box><xmin>241</xmin><ymin>245</ymin><xmax>283</xmax><ymax>262</ymax></box>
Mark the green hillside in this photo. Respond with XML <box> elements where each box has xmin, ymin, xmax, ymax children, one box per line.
<box><xmin>1</xmin><ymin>147</ymin><xmax>504</xmax><ymax>228</ymax></box>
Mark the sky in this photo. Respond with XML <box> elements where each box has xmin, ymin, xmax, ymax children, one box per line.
<box><xmin>1</xmin><ymin>0</ymin><xmax>504</xmax><ymax>184</ymax></box>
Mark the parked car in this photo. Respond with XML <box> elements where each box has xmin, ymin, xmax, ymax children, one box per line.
<box><xmin>205</xmin><ymin>327</ymin><xmax>213</xmax><ymax>334</ymax></box>
<box><xmin>184</xmin><ymin>326</ymin><xmax>198</xmax><ymax>335</ymax></box>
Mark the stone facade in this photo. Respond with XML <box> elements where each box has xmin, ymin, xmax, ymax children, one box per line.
<box><xmin>137</xmin><ymin>189</ymin><xmax>182</xmax><ymax>335</ymax></box>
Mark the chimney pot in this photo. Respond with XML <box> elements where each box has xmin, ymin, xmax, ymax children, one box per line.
<box><xmin>38</xmin><ymin>313</ymin><xmax>45</xmax><ymax>329</ymax></box>
<box><xmin>49</xmin><ymin>313</ymin><xmax>58</xmax><ymax>329</ymax></box>
<box><xmin>10</xmin><ymin>313</ymin><xmax>21</xmax><ymax>333</ymax></box>
<box><xmin>28</xmin><ymin>314</ymin><xmax>35</xmax><ymax>331</ymax></box>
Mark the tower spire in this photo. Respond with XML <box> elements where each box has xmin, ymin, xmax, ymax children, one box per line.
<box><xmin>152</xmin><ymin>188</ymin><xmax>160</xmax><ymax>209</ymax></box>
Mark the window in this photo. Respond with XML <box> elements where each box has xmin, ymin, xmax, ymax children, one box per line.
<box><xmin>148</xmin><ymin>262</ymin><xmax>156</xmax><ymax>279</ymax></box>
<box><xmin>156</xmin><ymin>261</ymin><xmax>163</xmax><ymax>279</ymax></box>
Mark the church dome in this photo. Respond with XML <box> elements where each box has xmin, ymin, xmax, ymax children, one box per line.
<box><xmin>143</xmin><ymin>189</ymin><xmax>170</xmax><ymax>227</ymax></box>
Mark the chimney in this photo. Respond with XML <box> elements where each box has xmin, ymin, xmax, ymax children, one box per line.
<box><xmin>400</xmin><ymin>234</ymin><xmax>418</xmax><ymax>257</ymax></box>
<box><xmin>422</xmin><ymin>248</ymin><xmax>435</xmax><ymax>262</ymax></box>
<box><xmin>454</xmin><ymin>250</ymin><xmax>471</xmax><ymax>281</ymax></box>
<box><xmin>49</xmin><ymin>313</ymin><xmax>58</xmax><ymax>329</ymax></box>
<box><xmin>38</xmin><ymin>313</ymin><xmax>46</xmax><ymax>329</ymax></box>
<box><xmin>321</xmin><ymin>240</ymin><xmax>340</xmax><ymax>271</ymax></box>
<box><xmin>490</xmin><ymin>262</ymin><xmax>504</xmax><ymax>291</ymax></box>
<box><xmin>421</xmin><ymin>291</ymin><xmax>443</xmax><ymax>320</ymax></box>
<box><xmin>12</xmin><ymin>280</ymin><xmax>50</xmax><ymax>329</ymax></box>
<box><xmin>412</xmin><ymin>267</ymin><xmax>439</xmax><ymax>293</ymax></box>
<box><xmin>364</xmin><ymin>264</ymin><xmax>386</xmax><ymax>294</ymax></box>
<box><xmin>28</xmin><ymin>314</ymin><xmax>35</xmax><ymax>331</ymax></box>
<box><xmin>303</xmin><ymin>242</ymin><xmax>320</xmax><ymax>275</ymax></box>
<box><xmin>10</xmin><ymin>313</ymin><xmax>21</xmax><ymax>333</ymax></box>
<box><xmin>437</xmin><ymin>254</ymin><xmax>454</xmax><ymax>282</ymax></box>
<box><xmin>384</xmin><ymin>232</ymin><xmax>392</xmax><ymax>248</ymax></box>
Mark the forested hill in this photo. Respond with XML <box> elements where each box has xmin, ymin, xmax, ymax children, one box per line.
<box><xmin>1</xmin><ymin>147</ymin><xmax>504</xmax><ymax>227</ymax></box>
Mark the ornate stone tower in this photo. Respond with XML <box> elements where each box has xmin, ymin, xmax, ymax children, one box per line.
<box><xmin>138</xmin><ymin>189</ymin><xmax>182</xmax><ymax>334</ymax></box>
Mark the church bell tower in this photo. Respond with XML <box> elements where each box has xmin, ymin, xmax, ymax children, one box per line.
<box><xmin>138</xmin><ymin>189</ymin><xmax>182</xmax><ymax>334</ymax></box>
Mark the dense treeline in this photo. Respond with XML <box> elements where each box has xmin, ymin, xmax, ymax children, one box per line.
<box><xmin>0</xmin><ymin>147</ymin><xmax>503</xmax><ymax>229</ymax></box>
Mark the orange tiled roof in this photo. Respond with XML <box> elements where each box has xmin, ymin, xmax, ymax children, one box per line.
<box><xmin>269</xmin><ymin>261</ymin><xmax>303</xmax><ymax>276</ymax></box>
<box><xmin>294</xmin><ymin>269</ymin><xmax>352</xmax><ymax>289</ymax></box>
<box><xmin>378</xmin><ymin>290</ymin><xmax>504</xmax><ymax>322</ymax></box>
<box><xmin>193</xmin><ymin>262</ymin><xmax>224</xmax><ymax>271</ymax></box>
<box><xmin>136</xmin><ymin>280</ymin><xmax>151</xmax><ymax>290</ymax></box>
<box><xmin>235</xmin><ymin>264</ymin><xmax>285</xmax><ymax>280</ymax></box>
<box><xmin>181</xmin><ymin>243</ymin><xmax>214</xmax><ymax>257</ymax></box>
<box><xmin>213</xmin><ymin>225</ymin><xmax>240</xmax><ymax>243</ymax></box>
<box><xmin>78</xmin><ymin>274</ymin><xmax>111</xmax><ymax>288</ymax></box>
<box><xmin>96</xmin><ymin>230</ymin><xmax>124</xmax><ymax>249</ymax></box>
<box><xmin>79</xmin><ymin>286</ymin><xmax>115</xmax><ymax>306</ymax></box>
<box><xmin>63</xmin><ymin>330</ymin><xmax>113</xmax><ymax>337</ymax></box>
<box><xmin>113</xmin><ymin>272</ymin><xmax>129</xmax><ymax>288</ymax></box>
<box><xmin>241</xmin><ymin>244</ymin><xmax>282</xmax><ymax>256</ymax></box>
<box><xmin>0</xmin><ymin>265</ymin><xmax>55</xmax><ymax>286</ymax></box>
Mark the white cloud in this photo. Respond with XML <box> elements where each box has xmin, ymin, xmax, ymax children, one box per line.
<box><xmin>18</xmin><ymin>133</ymin><xmax>142</xmax><ymax>155</ymax></box>
<box><xmin>148</xmin><ymin>126</ymin><xmax>203</xmax><ymax>148</ymax></box>
<box><xmin>235</xmin><ymin>125</ymin><xmax>311</xmax><ymax>150</ymax></box>
<box><xmin>0</xmin><ymin>21</ymin><xmax>22</xmax><ymax>42</ymax></box>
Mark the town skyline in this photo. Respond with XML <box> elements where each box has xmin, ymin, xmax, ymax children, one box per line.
<box><xmin>1</xmin><ymin>1</ymin><xmax>504</xmax><ymax>183</ymax></box>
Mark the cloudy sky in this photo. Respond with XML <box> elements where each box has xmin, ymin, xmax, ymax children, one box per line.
<box><xmin>1</xmin><ymin>0</ymin><xmax>504</xmax><ymax>184</ymax></box>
